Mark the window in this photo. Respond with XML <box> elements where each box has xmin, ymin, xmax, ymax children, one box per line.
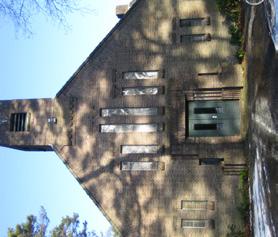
<box><xmin>123</xmin><ymin>71</ymin><xmax>159</xmax><ymax>80</ymax></box>
<box><xmin>181</xmin><ymin>220</ymin><xmax>207</xmax><ymax>229</ymax></box>
<box><xmin>188</xmin><ymin>100</ymin><xmax>240</xmax><ymax>137</ymax></box>
<box><xmin>100</xmin><ymin>123</ymin><xmax>164</xmax><ymax>133</ymax></box>
<box><xmin>181</xmin><ymin>200</ymin><xmax>215</xmax><ymax>210</ymax></box>
<box><xmin>198</xmin><ymin>72</ymin><xmax>219</xmax><ymax>76</ymax></box>
<box><xmin>180</xmin><ymin>34</ymin><xmax>211</xmax><ymax>43</ymax></box>
<box><xmin>10</xmin><ymin>113</ymin><xmax>30</xmax><ymax>132</ymax></box>
<box><xmin>120</xmin><ymin>161</ymin><xmax>164</xmax><ymax>171</ymax></box>
<box><xmin>122</xmin><ymin>87</ymin><xmax>163</xmax><ymax>96</ymax></box>
<box><xmin>121</xmin><ymin>145</ymin><xmax>162</xmax><ymax>154</ymax></box>
<box><xmin>194</xmin><ymin>123</ymin><xmax>218</xmax><ymax>130</ymax></box>
<box><xmin>199</xmin><ymin>158</ymin><xmax>224</xmax><ymax>165</ymax></box>
<box><xmin>101</xmin><ymin>108</ymin><xmax>159</xmax><ymax>117</ymax></box>
<box><xmin>194</xmin><ymin>107</ymin><xmax>223</xmax><ymax>114</ymax></box>
<box><xmin>180</xmin><ymin>17</ymin><xmax>210</xmax><ymax>27</ymax></box>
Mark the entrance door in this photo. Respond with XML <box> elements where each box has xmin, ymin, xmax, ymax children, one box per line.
<box><xmin>188</xmin><ymin>100</ymin><xmax>240</xmax><ymax>137</ymax></box>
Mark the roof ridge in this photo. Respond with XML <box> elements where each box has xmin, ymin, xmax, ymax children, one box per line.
<box><xmin>56</xmin><ymin>0</ymin><xmax>143</xmax><ymax>97</ymax></box>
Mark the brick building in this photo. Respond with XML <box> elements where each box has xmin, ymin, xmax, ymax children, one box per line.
<box><xmin>0</xmin><ymin>0</ymin><xmax>247</xmax><ymax>236</ymax></box>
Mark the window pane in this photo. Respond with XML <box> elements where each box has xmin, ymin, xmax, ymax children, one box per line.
<box><xmin>194</xmin><ymin>107</ymin><xmax>217</xmax><ymax>114</ymax></box>
<box><xmin>181</xmin><ymin>220</ymin><xmax>207</xmax><ymax>228</ymax></box>
<box><xmin>100</xmin><ymin>124</ymin><xmax>162</xmax><ymax>133</ymax></box>
<box><xmin>101</xmin><ymin>108</ymin><xmax>159</xmax><ymax>117</ymax></box>
<box><xmin>181</xmin><ymin>200</ymin><xmax>208</xmax><ymax>210</ymax></box>
<box><xmin>121</xmin><ymin>145</ymin><xmax>161</xmax><ymax>154</ymax></box>
<box><xmin>122</xmin><ymin>87</ymin><xmax>159</xmax><ymax>96</ymax></box>
<box><xmin>194</xmin><ymin>123</ymin><xmax>217</xmax><ymax>130</ymax></box>
<box><xmin>180</xmin><ymin>34</ymin><xmax>211</xmax><ymax>42</ymax></box>
<box><xmin>121</xmin><ymin>161</ymin><xmax>161</xmax><ymax>171</ymax></box>
<box><xmin>199</xmin><ymin>158</ymin><xmax>224</xmax><ymax>165</ymax></box>
<box><xmin>123</xmin><ymin>71</ymin><xmax>159</xmax><ymax>80</ymax></box>
<box><xmin>180</xmin><ymin>17</ymin><xmax>210</xmax><ymax>27</ymax></box>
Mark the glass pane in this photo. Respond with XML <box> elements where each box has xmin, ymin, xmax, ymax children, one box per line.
<box><xmin>121</xmin><ymin>145</ymin><xmax>160</xmax><ymax>154</ymax></box>
<box><xmin>181</xmin><ymin>34</ymin><xmax>211</xmax><ymax>42</ymax></box>
<box><xmin>182</xmin><ymin>220</ymin><xmax>206</xmax><ymax>228</ymax></box>
<box><xmin>180</xmin><ymin>17</ymin><xmax>209</xmax><ymax>27</ymax></box>
<box><xmin>194</xmin><ymin>107</ymin><xmax>217</xmax><ymax>114</ymax></box>
<box><xmin>123</xmin><ymin>71</ymin><xmax>159</xmax><ymax>80</ymax></box>
<box><xmin>199</xmin><ymin>158</ymin><xmax>224</xmax><ymax>165</ymax></box>
<box><xmin>121</xmin><ymin>161</ymin><xmax>159</xmax><ymax>171</ymax></box>
<box><xmin>101</xmin><ymin>108</ymin><xmax>158</xmax><ymax>117</ymax></box>
<box><xmin>122</xmin><ymin>87</ymin><xmax>159</xmax><ymax>96</ymax></box>
<box><xmin>194</xmin><ymin>221</ymin><xmax>206</xmax><ymax>228</ymax></box>
<box><xmin>194</xmin><ymin>123</ymin><xmax>217</xmax><ymax>130</ymax></box>
<box><xmin>100</xmin><ymin>124</ymin><xmax>159</xmax><ymax>133</ymax></box>
<box><xmin>181</xmin><ymin>200</ymin><xmax>208</xmax><ymax>210</ymax></box>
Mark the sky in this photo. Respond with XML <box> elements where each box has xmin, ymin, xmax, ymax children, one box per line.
<box><xmin>0</xmin><ymin>0</ymin><xmax>131</xmax><ymax>236</ymax></box>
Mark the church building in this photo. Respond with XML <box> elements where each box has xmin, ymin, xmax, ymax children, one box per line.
<box><xmin>0</xmin><ymin>0</ymin><xmax>247</xmax><ymax>236</ymax></box>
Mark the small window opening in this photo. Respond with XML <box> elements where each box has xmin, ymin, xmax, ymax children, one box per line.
<box><xmin>180</xmin><ymin>17</ymin><xmax>210</xmax><ymax>27</ymax></box>
<box><xmin>10</xmin><ymin>113</ymin><xmax>30</xmax><ymax>132</ymax></box>
<box><xmin>199</xmin><ymin>158</ymin><xmax>224</xmax><ymax>165</ymax></box>
<box><xmin>181</xmin><ymin>220</ymin><xmax>207</xmax><ymax>228</ymax></box>
<box><xmin>122</xmin><ymin>87</ymin><xmax>162</xmax><ymax>96</ymax></box>
<box><xmin>123</xmin><ymin>71</ymin><xmax>159</xmax><ymax>80</ymax></box>
<box><xmin>194</xmin><ymin>123</ymin><xmax>217</xmax><ymax>130</ymax></box>
<box><xmin>198</xmin><ymin>72</ymin><xmax>219</xmax><ymax>76</ymax></box>
<box><xmin>194</xmin><ymin>107</ymin><xmax>217</xmax><ymax>114</ymax></box>
<box><xmin>180</xmin><ymin>34</ymin><xmax>211</xmax><ymax>43</ymax></box>
<box><xmin>120</xmin><ymin>161</ymin><xmax>165</xmax><ymax>171</ymax></box>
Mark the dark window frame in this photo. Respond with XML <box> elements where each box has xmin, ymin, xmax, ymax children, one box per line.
<box><xmin>180</xmin><ymin>33</ymin><xmax>211</xmax><ymax>43</ymax></box>
<box><xmin>179</xmin><ymin>17</ymin><xmax>210</xmax><ymax>27</ymax></box>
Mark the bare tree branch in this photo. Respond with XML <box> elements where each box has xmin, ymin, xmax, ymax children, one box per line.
<box><xmin>0</xmin><ymin>0</ymin><xmax>92</xmax><ymax>34</ymax></box>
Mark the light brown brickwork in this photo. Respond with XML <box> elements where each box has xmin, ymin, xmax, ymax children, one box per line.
<box><xmin>0</xmin><ymin>0</ymin><xmax>246</xmax><ymax>236</ymax></box>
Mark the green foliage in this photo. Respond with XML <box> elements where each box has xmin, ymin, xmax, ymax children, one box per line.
<box><xmin>236</xmin><ymin>48</ymin><xmax>245</xmax><ymax>63</ymax></box>
<box><xmin>229</xmin><ymin>23</ymin><xmax>241</xmax><ymax>45</ymax></box>
<box><xmin>7</xmin><ymin>207</ymin><xmax>99</xmax><ymax>237</ymax></box>
<box><xmin>226</xmin><ymin>170</ymin><xmax>250</xmax><ymax>236</ymax></box>
<box><xmin>226</xmin><ymin>224</ymin><xmax>245</xmax><ymax>237</ymax></box>
<box><xmin>8</xmin><ymin>207</ymin><xmax>49</xmax><ymax>237</ymax></box>
<box><xmin>238</xmin><ymin>170</ymin><xmax>249</xmax><ymax>221</ymax></box>
<box><xmin>216</xmin><ymin>0</ymin><xmax>244</xmax><ymax>63</ymax></box>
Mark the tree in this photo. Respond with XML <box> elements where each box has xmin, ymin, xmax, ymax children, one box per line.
<box><xmin>7</xmin><ymin>207</ymin><xmax>99</xmax><ymax>237</ymax></box>
<box><xmin>0</xmin><ymin>0</ymin><xmax>89</xmax><ymax>34</ymax></box>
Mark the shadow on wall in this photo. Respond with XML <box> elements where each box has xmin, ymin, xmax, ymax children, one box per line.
<box><xmin>52</xmin><ymin>0</ymin><xmax>245</xmax><ymax>236</ymax></box>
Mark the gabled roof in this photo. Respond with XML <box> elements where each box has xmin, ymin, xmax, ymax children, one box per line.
<box><xmin>56</xmin><ymin>0</ymin><xmax>142</xmax><ymax>97</ymax></box>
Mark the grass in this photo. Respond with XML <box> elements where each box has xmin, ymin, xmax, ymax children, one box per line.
<box><xmin>238</xmin><ymin>170</ymin><xmax>250</xmax><ymax>222</ymax></box>
<box><xmin>226</xmin><ymin>169</ymin><xmax>250</xmax><ymax>237</ymax></box>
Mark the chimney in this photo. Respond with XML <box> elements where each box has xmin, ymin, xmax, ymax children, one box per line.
<box><xmin>116</xmin><ymin>0</ymin><xmax>137</xmax><ymax>19</ymax></box>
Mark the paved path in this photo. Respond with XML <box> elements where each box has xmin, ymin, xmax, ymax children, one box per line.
<box><xmin>245</xmin><ymin>2</ymin><xmax>278</xmax><ymax>236</ymax></box>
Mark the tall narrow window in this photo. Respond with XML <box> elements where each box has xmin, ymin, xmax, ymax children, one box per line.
<box><xmin>199</xmin><ymin>158</ymin><xmax>224</xmax><ymax>165</ymax></box>
<box><xmin>123</xmin><ymin>71</ymin><xmax>159</xmax><ymax>80</ymax></box>
<box><xmin>180</xmin><ymin>17</ymin><xmax>210</xmax><ymax>27</ymax></box>
<box><xmin>101</xmin><ymin>108</ymin><xmax>159</xmax><ymax>117</ymax></box>
<box><xmin>10</xmin><ymin>113</ymin><xmax>30</xmax><ymax>132</ymax></box>
<box><xmin>181</xmin><ymin>200</ymin><xmax>215</xmax><ymax>210</ymax></box>
<box><xmin>180</xmin><ymin>34</ymin><xmax>211</xmax><ymax>43</ymax></box>
<box><xmin>120</xmin><ymin>161</ymin><xmax>164</xmax><ymax>171</ymax></box>
<box><xmin>181</xmin><ymin>219</ymin><xmax>208</xmax><ymax>229</ymax></box>
<box><xmin>122</xmin><ymin>87</ymin><xmax>163</xmax><ymax>96</ymax></box>
<box><xmin>100</xmin><ymin>123</ymin><xmax>164</xmax><ymax>133</ymax></box>
<box><xmin>121</xmin><ymin>145</ymin><xmax>162</xmax><ymax>154</ymax></box>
